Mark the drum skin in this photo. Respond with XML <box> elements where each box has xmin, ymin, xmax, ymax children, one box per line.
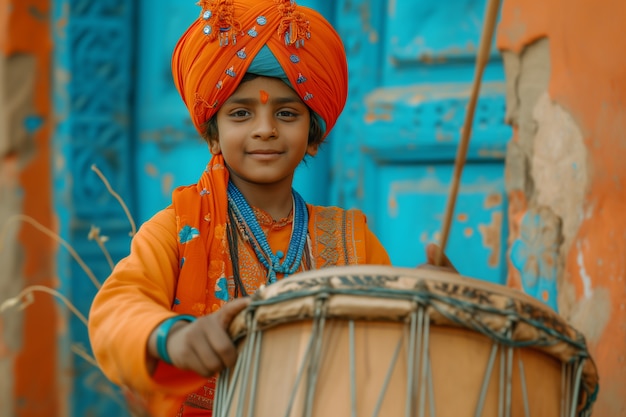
<box><xmin>217</xmin><ymin>265</ymin><xmax>598</xmax><ymax>417</ymax></box>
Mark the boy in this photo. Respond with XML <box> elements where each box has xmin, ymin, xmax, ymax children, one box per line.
<box><xmin>88</xmin><ymin>1</ymin><xmax>453</xmax><ymax>416</ymax></box>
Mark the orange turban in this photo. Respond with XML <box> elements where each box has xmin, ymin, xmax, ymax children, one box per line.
<box><xmin>172</xmin><ymin>0</ymin><xmax>349</xmax><ymax>139</ymax></box>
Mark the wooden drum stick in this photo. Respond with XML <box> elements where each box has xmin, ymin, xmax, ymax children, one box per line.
<box><xmin>436</xmin><ymin>0</ymin><xmax>503</xmax><ymax>266</ymax></box>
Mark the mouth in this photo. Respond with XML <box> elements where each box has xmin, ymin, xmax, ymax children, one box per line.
<box><xmin>247</xmin><ymin>150</ymin><xmax>283</xmax><ymax>160</ymax></box>
<box><xmin>248</xmin><ymin>149</ymin><xmax>282</xmax><ymax>154</ymax></box>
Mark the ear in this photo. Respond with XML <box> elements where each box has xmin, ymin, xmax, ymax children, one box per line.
<box><xmin>306</xmin><ymin>143</ymin><xmax>319</xmax><ymax>157</ymax></box>
<box><xmin>209</xmin><ymin>140</ymin><xmax>221</xmax><ymax>155</ymax></box>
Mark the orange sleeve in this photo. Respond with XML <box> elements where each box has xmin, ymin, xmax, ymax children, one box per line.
<box><xmin>88</xmin><ymin>208</ymin><xmax>206</xmax><ymax>399</ymax></box>
<box><xmin>363</xmin><ymin>225</ymin><xmax>392</xmax><ymax>266</ymax></box>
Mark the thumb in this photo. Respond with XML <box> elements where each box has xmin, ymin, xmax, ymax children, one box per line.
<box><xmin>215</xmin><ymin>297</ymin><xmax>251</xmax><ymax>328</ymax></box>
<box><xmin>425</xmin><ymin>243</ymin><xmax>457</xmax><ymax>271</ymax></box>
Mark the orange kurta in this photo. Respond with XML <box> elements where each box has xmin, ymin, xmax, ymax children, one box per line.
<box><xmin>88</xmin><ymin>202</ymin><xmax>390</xmax><ymax>417</ymax></box>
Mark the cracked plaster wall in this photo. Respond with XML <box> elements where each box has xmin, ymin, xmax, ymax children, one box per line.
<box><xmin>498</xmin><ymin>0</ymin><xmax>626</xmax><ymax>414</ymax></box>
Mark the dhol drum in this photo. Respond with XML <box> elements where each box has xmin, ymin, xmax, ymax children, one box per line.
<box><xmin>214</xmin><ymin>266</ymin><xmax>598</xmax><ymax>417</ymax></box>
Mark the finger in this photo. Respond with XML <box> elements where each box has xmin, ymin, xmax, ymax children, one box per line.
<box><xmin>204</xmin><ymin>298</ymin><xmax>250</xmax><ymax>369</ymax></box>
<box><xmin>167</xmin><ymin>321</ymin><xmax>216</xmax><ymax>376</ymax></box>
<box><xmin>184</xmin><ymin>341</ymin><xmax>216</xmax><ymax>377</ymax></box>
<box><xmin>203</xmin><ymin>317</ymin><xmax>239</xmax><ymax>369</ymax></box>
<box><xmin>425</xmin><ymin>243</ymin><xmax>458</xmax><ymax>272</ymax></box>
<box><xmin>426</xmin><ymin>243</ymin><xmax>448</xmax><ymax>265</ymax></box>
<box><xmin>178</xmin><ymin>318</ymin><xmax>235</xmax><ymax>376</ymax></box>
<box><xmin>425</xmin><ymin>243</ymin><xmax>438</xmax><ymax>264</ymax></box>
<box><xmin>215</xmin><ymin>296</ymin><xmax>251</xmax><ymax>328</ymax></box>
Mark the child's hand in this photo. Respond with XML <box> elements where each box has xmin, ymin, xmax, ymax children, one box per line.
<box><xmin>419</xmin><ymin>243</ymin><xmax>458</xmax><ymax>273</ymax></box>
<box><xmin>150</xmin><ymin>297</ymin><xmax>250</xmax><ymax>377</ymax></box>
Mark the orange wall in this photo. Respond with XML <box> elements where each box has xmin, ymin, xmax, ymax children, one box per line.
<box><xmin>1</xmin><ymin>0</ymin><xmax>59</xmax><ymax>415</ymax></box>
<box><xmin>498</xmin><ymin>0</ymin><xmax>626</xmax><ymax>414</ymax></box>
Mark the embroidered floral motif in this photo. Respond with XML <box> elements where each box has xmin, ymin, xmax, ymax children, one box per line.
<box><xmin>179</xmin><ymin>225</ymin><xmax>200</xmax><ymax>244</ymax></box>
<box><xmin>215</xmin><ymin>277</ymin><xmax>229</xmax><ymax>301</ymax></box>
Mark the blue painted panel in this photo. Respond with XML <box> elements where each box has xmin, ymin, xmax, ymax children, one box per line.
<box><xmin>53</xmin><ymin>0</ymin><xmax>136</xmax><ymax>416</ymax></box>
<box><xmin>369</xmin><ymin>162</ymin><xmax>508</xmax><ymax>283</ymax></box>
<box><xmin>362</xmin><ymin>82</ymin><xmax>509</xmax><ymax>161</ymax></box>
<box><xmin>331</xmin><ymin>0</ymin><xmax>510</xmax><ymax>284</ymax></box>
<box><xmin>383</xmin><ymin>0</ymin><xmax>504</xmax><ymax>85</ymax></box>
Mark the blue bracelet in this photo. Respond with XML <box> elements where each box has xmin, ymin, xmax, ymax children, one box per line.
<box><xmin>155</xmin><ymin>315</ymin><xmax>197</xmax><ymax>365</ymax></box>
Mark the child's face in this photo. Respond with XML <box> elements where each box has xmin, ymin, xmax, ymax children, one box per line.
<box><xmin>213</xmin><ymin>76</ymin><xmax>318</xmax><ymax>188</ymax></box>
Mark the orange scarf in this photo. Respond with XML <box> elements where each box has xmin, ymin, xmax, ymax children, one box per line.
<box><xmin>171</xmin><ymin>154</ymin><xmax>232</xmax><ymax>316</ymax></box>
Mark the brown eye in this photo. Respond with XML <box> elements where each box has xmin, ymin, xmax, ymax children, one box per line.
<box><xmin>277</xmin><ymin>110</ymin><xmax>297</xmax><ymax>118</ymax></box>
<box><xmin>230</xmin><ymin>110</ymin><xmax>250</xmax><ymax>118</ymax></box>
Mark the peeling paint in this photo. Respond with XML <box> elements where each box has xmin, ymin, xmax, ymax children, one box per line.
<box><xmin>532</xmin><ymin>93</ymin><xmax>588</xmax><ymax>253</ymax></box>
<box><xmin>576</xmin><ymin>241</ymin><xmax>592</xmax><ymax>300</ymax></box>
<box><xmin>145</xmin><ymin>163</ymin><xmax>158</xmax><ymax>177</ymax></box>
<box><xmin>364</xmin><ymin>112</ymin><xmax>392</xmax><ymax>124</ymax></box>
<box><xmin>483</xmin><ymin>193</ymin><xmax>502</xmax><ymax>209</ymax></box>
<box><xmin>499</xmin><ymin>0</ymin><xmax>626</xmax><ymax>412</ymax></box>
<box><xmin>509</xmin><ymin>207</ymin><xmax>560</xmax><ymax>311</ymax></box>
<box><xmin>161</xmin><ymin>173</ymin><xmax>174</xmax><ymax>197</ymax></box>
<box><xmin>478</xmin><ymin>211</ymin><xmax>502</xmax><ymax>268</ymax></box>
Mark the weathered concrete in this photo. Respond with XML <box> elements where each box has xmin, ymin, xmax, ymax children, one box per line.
<box><xmin>498</xmin><ymin>0</ymin><xmax>626</xmax><ymax>414</ymax></box>
<box><xmin>502</xmin><ymin>38</ymin><xmax>553</xmax><ymax>295</ymax></box>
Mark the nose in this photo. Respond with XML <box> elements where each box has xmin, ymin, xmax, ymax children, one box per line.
<box><xmin>251</xmin><ymin>113</ymin><xmax>277</xmax><ymax>140</ymax></box>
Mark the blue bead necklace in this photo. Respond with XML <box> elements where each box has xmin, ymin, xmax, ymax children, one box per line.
<box><xmin>227</xmin><ymin>181</ymin><xmax>308</xmax><ymax>284</ymax></box>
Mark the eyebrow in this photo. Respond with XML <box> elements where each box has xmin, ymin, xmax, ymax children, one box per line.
<box><xmin>225</xmin><ymin>96</ymin><xmax>304</xmax><ymax>106</ymax></box>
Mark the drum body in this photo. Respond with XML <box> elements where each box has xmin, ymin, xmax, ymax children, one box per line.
<box><xmin>215</xmin><ymin>266</ymin><xmax>598</xmax><ymax>417</ymax></box>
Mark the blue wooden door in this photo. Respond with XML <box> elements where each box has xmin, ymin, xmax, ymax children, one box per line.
<box><xmin>331</xmin><ymin>0</ymin><xmax>511</xmax><ymax>283</ymax></box>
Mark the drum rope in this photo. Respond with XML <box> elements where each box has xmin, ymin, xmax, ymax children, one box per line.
<box><xmin>504</xmin><ymin>344</ymin><xmax>513</xmax><ymax>417</ymax></box>
<box><xmin>215</xmin><ymin>368</ymin><xmax>225</xmax><ymax>415</ymax></box>
<box><xmin>517</xmin><ymin>354</ymin><xmax>531</xmax><ymax>417</ymax></box>
<box><xmin>236</xmin><ymin>318</ymin><xmax>259</xmax><ymax>417</ymax></box>
<box><xmin>244</xmin><ymin>330</ymin><xmax>263</xmax><ymax>417</ymax></box>
<box><xmin>498</xmin><ymin>346</ymin><xmax>505</xmax><ymax>417</ymax></box>
<box><xmin>405</xmin><ymin>307</ymin><xmax>420</xmax><ymax>417</ymax></box>
<box><xmin>427</xmin><ymin>357</ymin><xmax>436</xmax><ymax>417</ymax></box>
<box><xmin>349</xmin><ymin>320</ymin><xmax>357</xmax><ymax>417</ymax></box>
<box><xmin>564</xmin><ymin>362</ymin><xmax>573</xmax><ymax>417</ymax></box>
<box><xmin>281</xmin><ymin>320</ymin><xmax>318</xmax><ymax>417</ymax></box>
<box><xmin>473</xmin><ymin>343</ymin><xmax>499</xmax><ymax>417</ymax></box>
<box><xmin>215</xmin><ymin>367</ymin><xmax>228</xmax><ymax>415</ymax></box>
<box><xmin>247</xmin><ymin>286</ymin><xmax>589</xmax><ymax>354</ymax></box>
<box><xmin>418</xmin><ymin>312</ymin><xmax>430</xmax><ymax>417</ymax></box>
<box><xmin>560</xmin><ymin>362</ymin><xmax>566</xmax><ymax>417</ymax></box>
<box><xmin>215</xmin><ymin>311</ymin><xmax>259</xmax><ymax>417</ymax></box>
<box><xmin>569</xmin><ymin>359</ymin><xmax>586</xmax><ymax>417</ymax></box>
<box><xmin>234</xmin><ymin>286</ymin><xmax>596</xmax><ymax>415</ymax></box>
<box><xmin>303</xmin><ymin>296</ymin><xmax>329</xmax><ymax>417</ymax></box>
<box><xmin>371</xmin><ymin>337</ymin><xmax>404</xmax><ymax>417</ymax></box>
<box><xmin>216</xmin><ymin>324</ymin><xmax>248</xmax><ymax>417</ymax></box>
